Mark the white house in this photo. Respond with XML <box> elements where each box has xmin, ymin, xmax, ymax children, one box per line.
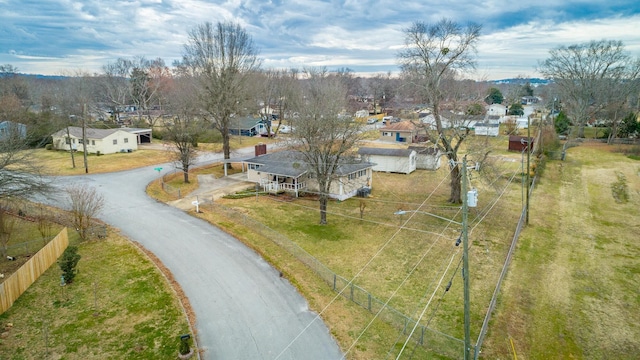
<box><xmin>243</xmin><ymin>150</ymin><xmax>374</xmax><ymax>200</ymax></box>
<box><xmin>474</xmin><ymin>122</ymin><xmax>500</xmax><ymax>136</ymax></box>
<box><xmin>486</xmin><ymin>104</ymin><xmax>507</xmax><ymax>119</ymax></box>
<box><xmin>51</xmin><ymin>126</ymin><xmax>139</xmax><ymax>154</ymax></box>
<box><xmin>358</xmin><ymin>147</ymin><xmax>416</xmax><ymax>174</ymax></box>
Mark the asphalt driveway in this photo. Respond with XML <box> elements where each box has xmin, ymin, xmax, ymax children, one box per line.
<box><xmin>57</xmin><ymin>145</ymin><xmax>342</xmax><ymax>359</ymax></box>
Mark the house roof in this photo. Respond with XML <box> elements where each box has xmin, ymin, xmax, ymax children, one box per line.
<box><xmin>475</xmin><ymin>122</ymin><xmax>500</xmax><ymax>127</ymax></box>
<box><xmin>52</xmin><ymin>126</ymin><xmax>121</xmax><ymax>139</ymax></box>
<box><xmin>358</xmin><ymin>147</ymin><xmax>414</xmax><ymax>157</ymax></box>
<box><xmin>381</xmin><ymin>121</ymin><xmax>417</xmax><ymax>132</ymax></box>
<box><xmin>407</xmin><ymin>146</ymin><xmax>440</xmax><ymax>156</ymax></box>
<box><xmin>52</xmin><ymin>126</ymin><xmax>151</xmax><ymax>139</ymax></box>
<box><xmin>229</xmin><ymin>117</ymin><xmax>263</xmax><ymax>130</ymax></box>
<box><xmin>244</xmin><ymin>150</ymin><xmax>373</xmax><ymax>177</ymax></box>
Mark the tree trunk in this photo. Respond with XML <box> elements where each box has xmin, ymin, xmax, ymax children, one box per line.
<box><xmin>183</xmin><ymin>169</ymin><xmax>190</xmax><ymax>183</ymax></box>
<box><xmin>222</xmin><ymin>131</ymin><xmax>231</xmax><ymax>160</ymax></box>
<box><xmin>319</xmin><ymin>195</ymin><xmax>328</xmax><ymax>225</ymax></box>
<box><xmin>449</xmin><ymin>164</ymin><xmax>462</xmax><ymax>204</ymax></box>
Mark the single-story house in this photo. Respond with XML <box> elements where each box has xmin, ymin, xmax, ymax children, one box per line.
<box><xmin>229</xmin><ymin>117</ymin><xmax>269</xmax><ymax>137</ymax></box>
<box><xmin>486</xmin><ymin>104</ymin><xmax>507</xmax><ymax>118</ymax></box>
<box><xmin>51</xmin><ymin>126</ymin><xmax>140</xmax><ymax>154</ymax></box>
<box><xmin>379</xmin><ymin>121</ymin><xmax>426</xmax><ymax>144</ymax></box>
<box><xmin>408</xmin><ymin>146</ymin><xmax>442</xmax><ymax>170</ymax></box>
<box><xmin>358</xmin><ymin>147</ymin><xmax>416</xmax><ymax>174</ymax></box>
<box><xmin>243</xmin><ymin>150</ymin><xmax>374</xmax><ymax>200</ymax></box>
<box><xmin>508</xmin><ymin>135</ymin><xmax>534</xmax><ymax>152</ymax></box>
<box><xmin>474</xmin><ymin>122</ymin><xmax>500</xmax><ymax>136</ymax></box>
<box><xmin>0</xmin><ymin>121</ymin><xmax>26</xmax><ymax>140</ymax></box>
<box><xmin>419</xmin><ymin>114</ymin><xmax>452</xmax><ymax>129</ymax></box>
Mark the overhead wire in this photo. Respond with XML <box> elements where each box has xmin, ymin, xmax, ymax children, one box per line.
<box><xmin>275</xmin><ymin>159</ymin><xmax>457</xmax><ymax>359</ymax></box>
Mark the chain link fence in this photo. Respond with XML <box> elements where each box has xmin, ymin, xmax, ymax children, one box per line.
<box><xmin>210</xmin><ymin>202</ymin><xmax>467</xmax><ymax>358</ymax></box>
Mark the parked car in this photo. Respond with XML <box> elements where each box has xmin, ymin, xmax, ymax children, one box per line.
<box><xmin>279</xmin><ymin>125</ymin><xmax>293</xmax><ymax>134</ymax></box>
<box><xmin>367</xmin><ymin>118</ymin><xmax>377</xmax><ymax>124</ymax></box>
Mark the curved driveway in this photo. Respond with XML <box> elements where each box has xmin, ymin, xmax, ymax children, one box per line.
<box><xmin>61</xmin><ymin>146</ymin><xmax>342</xmax><ymax>359</ymax></box>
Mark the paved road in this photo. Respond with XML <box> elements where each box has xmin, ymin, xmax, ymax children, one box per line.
<box><xmin>57</xmin><ymin>145</ymin><xmax>342</xmax><ymax>359</ymax></box>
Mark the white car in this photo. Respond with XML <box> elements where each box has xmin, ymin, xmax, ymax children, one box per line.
<box><xmin>279</xmin><ymin>125</ymin><xmax>293</xmax><ymax>134</ymax></box>
<box><xmin>366</xmin><ymin>118</ymin><xmax>377</xmax><ymax>124</ymax></box>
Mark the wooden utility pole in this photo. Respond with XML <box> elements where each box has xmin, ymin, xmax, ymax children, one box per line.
<box><xmin>82</xmin><ymin>103</ymin><xmax>89</xmax><ymax>174</ymax></box>
<box><xmin>462</xmin><ymin>156</ymin><xmax>471</xmax><ymax>360</ymax></box>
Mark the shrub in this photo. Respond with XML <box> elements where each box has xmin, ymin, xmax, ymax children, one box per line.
<box><xmin>45</xmin><ymin>144</ymin><xmax>53</xmax><ymax>150</ymax></box>
<box><xmin>611</xmin><ymin>172</ymin><xmax>629</xmax><ymax>203</ymax></box>
<box><xmin>58</xmin><ymin>245</ymin><xmax>81</xmax><ymax>284</ymax></box>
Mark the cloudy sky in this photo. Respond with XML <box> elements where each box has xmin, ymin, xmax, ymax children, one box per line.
<box><xmin>1</xmin><ymin>0</ymin><xmax>639</xmax><ymax>80</ymax></box>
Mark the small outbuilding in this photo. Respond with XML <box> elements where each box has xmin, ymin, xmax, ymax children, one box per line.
<box><xmin>358</xmin><ymin>147</ymin><xmax>416</xmax><ymax>174</ymax></box>
<box><xmin>408</xmin><ymin>146</ymin><xmax>442</xmax><ymax>170</ymax></box>
<box><xmin>508</xmin><ymin>135</ymin><xmax>534</xmax><ymax>152</ymax></box>
<box><xmin>474</xmin><ymin>122</ymin><xmax>500</xmax><ymax>136</ymax></box>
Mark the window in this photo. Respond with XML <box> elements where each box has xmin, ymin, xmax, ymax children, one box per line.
<box><xmin>124</xmin><ymin>138</ymin><xmax>129</xmax><ymax>143</ymax></box>
<box><xmin>91</xmin><ymin>140</ymin><xmax>95</xmax><ymax>145</ymax></box>
<box><xmin>383</xmin><ymin>132</ymin><xmax>392</xmax><ymax>137</ymax></box>
<box><xmin>65</xmin><ymin>137</ymin><xmax>71</xmax><ymax>144</ymax></box>
<box><xmin>113</xmin><ymin>139</ymin><xmax>117</xmax><ymax>145</ymax></box>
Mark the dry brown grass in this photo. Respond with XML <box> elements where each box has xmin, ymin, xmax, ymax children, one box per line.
<box><xmin>482</xmin><ymin>141</ymin><xmax>640</xmax><ymax>360</ymax></box>
<box><xmin>32</xmin><ymin>148</ymin><xmax>172</xmax><ymax>176</ymax></box>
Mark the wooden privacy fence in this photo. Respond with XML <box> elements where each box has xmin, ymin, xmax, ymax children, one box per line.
<box><xmin>0</xmin><ymin>228</ymin><xmax>69</xmax><ymax>314</ymax></box>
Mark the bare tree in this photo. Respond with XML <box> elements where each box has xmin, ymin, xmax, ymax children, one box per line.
<box><xmin>164</xmin><ymin>75</ymin><xmax>201</xmax><ymax>183</ymax></box>
<box><xmin>178</xmin><ymin>21</ymin><xmax>261</xmax><ymax>160</ymax></box>
<box><xmin>0</xmin><ymin>126</ymin><xmax>52</xmax><ymax>200</ymax></box>
<box><xmin>66</xmin><ymin>184</ymin><xmax>105</xmax><ymax>240</ymax></box>
<box><xmin>292</xmin><ymin>68</ymin><xmax>365</xmax><ymax>224</ymax></box>
<box><xmin>397</xmin><ymin>19</ymin><xmax>481</xmax><ymax>203</ymax></box>
<box><xmin>254</xmin><ymin>68</ymin><xmax>301</xmax><ymax>135</ymax></box>
<box><xmin>538</xmin><ymin>40</ymin><xmax>640</xmax><ymax>138</ymax></box>
<box><xmin>0</xmin><ymin>207</ymin><xmax>17</xmax><ymax>258</ymax></box>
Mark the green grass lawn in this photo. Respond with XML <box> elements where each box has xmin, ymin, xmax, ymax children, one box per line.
<box><xmin>482</xmin><ymin>142</ymin><xmax>640</xmax><ymax>359</ymax></box>
<box><xmin>0</xmin><ymin>230</ymin><xmax>191</xmax><ymax>359</ymax></box>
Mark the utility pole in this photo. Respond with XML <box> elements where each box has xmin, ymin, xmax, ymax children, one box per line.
<box><xmin>462</xmin><ymin>157</ymin><xmax>471</xmax><ymax>360</ymax></box>
<box><xmin>82</xmin><ymin>103</ymin><xmax>89</xmax><ymax>174</ymax></box>
<box><xmin>526</xmin><ymin>116</ymin><xmax>531</xmax><ymax>224</ymax></box>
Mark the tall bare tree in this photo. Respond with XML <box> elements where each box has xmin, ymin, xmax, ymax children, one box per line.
<box><xmin>397</xmin><ymin>19</ymin><xmax>481</xmax><ymax>203</ymax></box>
<box><xmin>178</xmin><ymin>21</ymin><xmax>261</xmax><ymax>160</ymax></box>
<box><xmin>164</xmin><ymin>75</ymin><xmax>201</xmax><ymax>183</ymax></box>
<box><xmin>538</xmin><ymin>40</ymin><xmax>640</xmax><ymax>138</ymax></box>
<box><xmin>0</xmin><ymin>206</ymin><xmax>17</xmax><ymax>258</ymax></box>
<box><xmin>292</xmin><ymin>68</ymin><xmax>365</xmax><ymax>224</ymax></box>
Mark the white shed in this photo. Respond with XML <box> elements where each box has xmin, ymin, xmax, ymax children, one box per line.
<box><xmin>408</xmin><ymin>146</ymin><xmax>442</xmax><ymax>170</ymax></box>
<box><xmin>474</xmin><ymin>122</ymin><xmax>500</xmax><ymax>136</ymax></box>
<box><xmin>358</xmin><ymin>147</ymin><xmax>416</xmax><ymax>174</ymax></box>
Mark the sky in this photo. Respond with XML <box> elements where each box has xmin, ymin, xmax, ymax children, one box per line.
<box><xmin>1</xmin><ymin>0</ymin><xmax>639</xmax><ymax>80</ymax></box>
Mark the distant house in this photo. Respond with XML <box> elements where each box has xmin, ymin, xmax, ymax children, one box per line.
<box><xmin>486</xmin><ymin>104</ymin><xmax>507</xmax><ymax>118</ymax></box>
<box><xmin>419</xmin><ymin>114</ymin><xmax>452</xmax><ymax>129</ymax></box>
<box><xmin>229</xmin><ymin>117</ymin><xmax>269</xmax><ymax>137</ymax></box>
<box><xmin>408</xmin><ymin>146</ymin><xmax>442</xmax><ymax>170</ymax></box>
<box><xmin>0</xmin><ymin>121</ymin><xmax>26</xmax><ymax>141</ymax></box>
<box><xmin>508</xmin><ymin>135</ymin><xmax>534</xmax><ymax>152</ymax></box>
<box><xmin>379</xmin><ymin>121</ymin><xmax>426</xmax><ymax>144</ymax></box>
<box><xmin>358</xmin><ymin>147</ymin><xmax>416</xmax><ymax>174</ymax></box>
<box><xmin>474</xmin><ymin>122</ymin><xmax>500</xmax><ymax>136</ymax></box>
<box><xmin>51</xmin><ymin>126</ymin><xmax>140</xmax><ymax>154</ymax></box>
<box><xmin>521</xmin><ymin>96</ymin><xmax>540</xmax><ymax>105</ymax></box>
<box><xmin>243</xmin><ymin>150</ymin><xmax>374</xmax><ymax>200</ymax></box>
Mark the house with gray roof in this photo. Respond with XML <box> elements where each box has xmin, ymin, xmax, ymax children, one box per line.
<box><xmin>229</xmin><ymin>117</ymin><xmax>269</xmax><ymax>137</ymax></box>
<box><xmin>51</xmin><ymin>126</ymin><xmax>148</xmax><ymax>154</ymax></box>
<box><xmin>243</xmin><ymin>150</ymin><xmax>374</xmax><ymax>200</ymax></box>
